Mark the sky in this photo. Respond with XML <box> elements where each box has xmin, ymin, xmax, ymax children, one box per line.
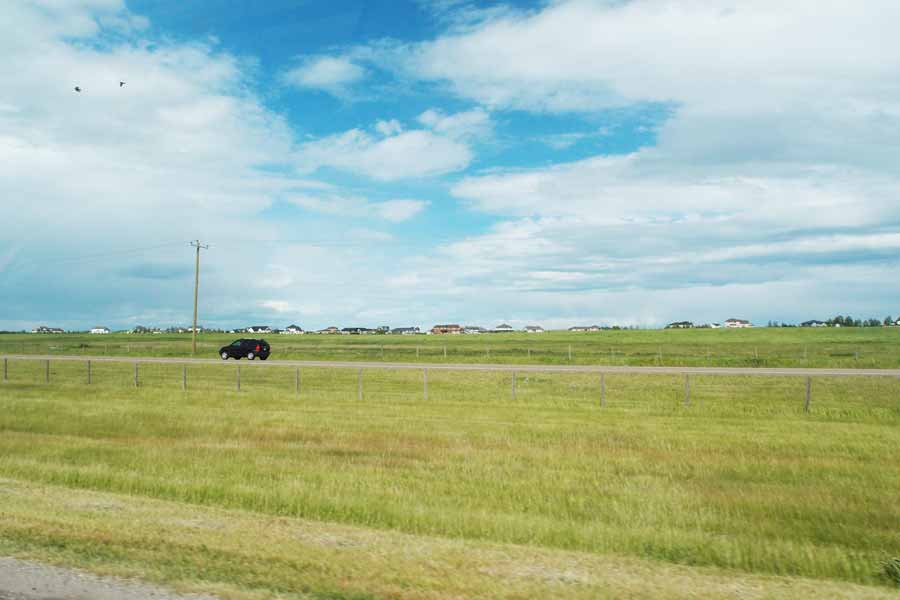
<box><xmin>2</xmin><ymin>0</ymin><xmax>900</xmax><ymax>331</ymax></box>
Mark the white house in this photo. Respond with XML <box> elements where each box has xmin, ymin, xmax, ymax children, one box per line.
<box><xmin>282</xmin><ymin>325</ymin><xmax>304</xmax><ymax>335</ymax></box>
<box><xmin>724</xmin><ymin>318</ymin><xmax>752</xmax><ymax>329</ymax></box>
<box><xmin>492</xmin><ymin>323</ymin><xmax>515</xmax><ymax>333</ymax></box>
<box><xmin>245</xmin><ymin>325</ymin><xmax>272</xmax><ymax>334</ymax></box>
<box><xmin>524</xmin><ymin>325</ymin><xmax>545</xmax><ymax>333</ymax></box>
<box><xmin>90</xmin><ymin>326</ymin><xmax>111</xmax><ymax>335</ymax></box>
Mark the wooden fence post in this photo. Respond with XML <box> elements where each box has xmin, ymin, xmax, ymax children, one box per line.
<box><xmin>182</xmin><ymin>365</ymin><xmax>187</xmax><ymax>391</ymax></box>
<box><xmin>2</xmin><ymin>358</ymin><xmax>6</xmax><ymax>382</ymax></box>
<box><xmin>443</xmin><ymin>346</ymin><xmax>447</xmax><ymax>360</ymax></box>
<box><xmin>416</xmin><ymin>346</ymin><xmax>420</xmax><ymax>359</ymax></box>
<box><xmin>295</xmin><ymin>367</ymin><xmax>300</xmax><ymax>395</ymax></box>
<box><xmin>511</xmin><ymin>371</ymin><xmax>517</xmax><ymax>400</ymax></box>
<box><xmin>236</xmin><ymin>366</ymin><xmax>241</xmax><ymax>392</ymax></box>
<box><xmin>684</xmin><ymin>374</ymin><xmax>691</xmax><ymax>407</ymax></box>
<box><xmin>45</xmin><ymin>360</ymin><xmax>50</xmax><ymax>384</ymax></box>
<box><xmin>134</xmin><ymin>363</ymin><xmax>139</xmax><ymax>388</ymax></box>
<box><xmin>568</xmin><ymin>345</ymin><xmax>572</xmax><ymax>362</ymax></box>
<box><xmin>87</xmin><ymin>360</ymin><xmax>91</xmax><ymax>385</ymax></box>
<box><xmin>423</xmin><ymin>368</ymin><xmax>428</xmax><ymax>401</ymax></box>
<box><xmin>804</xmin><ymin>376</ymin><xmax>811</xmax><ymax>413</ymax></box>
<box><xmin>357</xmin><ymin>368</ymin><xmax>363</xmax><ymax>401</ymax></box>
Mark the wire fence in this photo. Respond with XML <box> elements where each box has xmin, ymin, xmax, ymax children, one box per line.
<box><xmin>2</xmin><ymin>355</ymin><xmax>899</xmax><ymax>420</ymax></box>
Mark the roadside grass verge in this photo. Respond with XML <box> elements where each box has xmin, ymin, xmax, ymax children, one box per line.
<box><xmin>1</xmin><ymin>480</ymin><xmax>899</xmax><ymax>600</ymax></box>
<box><xmin>0</xmin><ymin>371</ymin><xmax>898</xmax><ymax>596</ymax></box>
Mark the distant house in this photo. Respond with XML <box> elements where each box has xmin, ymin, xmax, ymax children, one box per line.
<box><xmin>342</xmin><ymin>327</ymin><xmax>375</xmax><ymax>335</ymax></box>
<box><xmin>666</xmin><ymin>321</ymin><xmax>694</xmax><ymax>329</ymax></box>
<box><xmin>524</xmin><ymin>325</ymin><xmax>545</xmax><ymax>333</ymax></box>
<box><xmin>245</xmin><ymin>325</ymin><xmax>272</xmax><ymax>334</ymax></box>
<box><xmin>464</xmin><ymin>326</ymin><xmax>487</xmax><ymax>334</ymax></box>
<box><xmin>431</xmin><ymin>324</ymin><xmax>463</xmax><ymax>335</ymax></box>
<box><xmin>801</xmin><ymin>320</ymin><xmax>827</xmax><ymax>328</ymax></box>
<box><xmin>724</xmin><ymin>319</ymin><xmax>752</xmax><ymax>329</ymax></box>
<box><xmin>568</xmin><ymin>325</ymin><xmax>601</xmax><ymax>332</ymax></box>
<box><xmin>90</xmin><ymin>326</ymin><xmax>111</xmax><ymax>335</ymax></box>
<box><xmin>492</xmin><ymin>323</ymin><xmax>515</xmax><ymax>333</ymax></box>
<box><xmin>318</xmin><ymin>326</ymin><xmax>340</xmax><ymax>335</ymax></box>
<box><xmin>282</xmin><ymin>325</ymin><xmax>304</xmax><ymax>335</ymax></box>
<box><xmin>391</xmin><ymin>327</ymin><xmax>420</xmax><ymax>335</ymax></box>
<box><xmin>32</xmin><ymin>326</ymin><xmax>64</xmax><ymax>334</ymax></box>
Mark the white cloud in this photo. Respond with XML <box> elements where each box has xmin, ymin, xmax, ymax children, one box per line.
<box><xmin>294</xmin><ymin>126</ymin><xmax>472</xmax><ymax>180</ymax></box>
<box><xmin>288</xmin><ymin>195</ymin><xmax>428</xmax><ymax>222</ymax></box>
<box><xmin>375</xmin><ymin>118</ymin><xmax>403</xmax><ymax>136</ymax></box>
<box><xmin>281</xmin><ymin>55</ymin><xmax>365</xmax><ymax>95</ymax></box>
<box><xmin>401</xmin><ymin>1</ymin><xmax>900</xmax><ymax>113</ymax></box>
<box><xmin>417</xmin><ymin>107</ymin><xmax>492</xmax><ymax>140</ymax></box>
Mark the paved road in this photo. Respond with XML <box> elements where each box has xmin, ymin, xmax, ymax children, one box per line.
<box><xmin>0</xmin><ymin>557</ymin><xmax>216</xmax><ymax>600</ymax></box>
<box><xmin>3</xmin><ymin>354</ymin><xmax>900</xmax><ymax>377</ymax></box>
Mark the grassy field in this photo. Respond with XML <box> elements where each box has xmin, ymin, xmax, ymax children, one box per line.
<box><xmin>0</xmin><ymin>361</ymin><xmax>899</xmax><ymax>598</ymax></box>
<box><xmin>4</xmin><ymin>327</ymin><xmax>900</xmax><ymax>368</ymax></box>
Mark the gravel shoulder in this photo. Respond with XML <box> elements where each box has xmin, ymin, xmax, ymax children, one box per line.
<box><xmin>0</xmin><ymin>557</ymin><xmax>217</xmax><ymax>600</ymax></box>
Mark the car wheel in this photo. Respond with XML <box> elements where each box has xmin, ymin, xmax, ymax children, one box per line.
<box><xmin>247</xmin><ymin>352</ymin><xmax>255</xmax><ymax>360</ymax></box>
<box><xmin>220</xmin><ymin>352</ymin><xmax>228</xmax><ymax>360</ymax></box>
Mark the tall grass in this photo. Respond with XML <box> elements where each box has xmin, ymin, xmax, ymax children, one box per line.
<box><xmin>0</xmin><ymin>365</ymin><xmax>898</xmax><ymax>589</ymax></box>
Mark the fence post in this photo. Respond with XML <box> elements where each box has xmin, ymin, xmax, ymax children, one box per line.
<box><xmin>45</xmin><ymin>360</ymin><xmax>50</xmax><ymax>384</ymax></box>
<box><xmin>423</xmin><ymin>368</ymin><xmax>428</xmax><ymax>401</ymax></box>
<box><xmin>381</xmin><ymin>345</ymin><xmax>384</xmax><ymax>360</ymax></box>
<box><xmin>357</xmin><ymin>368</ymin><xmax>363</xmax><ymax>401</ymax></box>
<box><xmin>486</xmin><ymin>346</ymin><xmax>490</xmax><ymax>359</ymax></box>
<box><xmin>416</xmin><ymin>346</ymin><xmax>420</xmax><ymax>359</ymax></box>
<box><xmin>600</xmin><ymin>373</ymin><xmax>605</xmax><ymax>407</ymax></box>
<box><xmin>684</xmin><ymin>374</ymin><xmax>691</xmax><ymax>407</ymax></box>
<box><xmin>511</xmin><ymin>371</ymin><xmax>517</xmax><ymax>400</ymax></box>
<box><xmin>295</xmin><ymin>367</ymin><xmax>300</xmax><ymax>395</ymax></box>
<box><xmin>527</xmin><ymin>348</ymin><xmax>532</xmax><ymax>360</ymax></box>
<box><xmin>87</xmin><ymin>360</ymin><xmax>91</xmax><ymax>385</ymax></box>
<box><xmin>134</xmin><ymin>363</ymin><xmax>139</xmax><ymax>388</ymax></box>
<box><xmin>182</xmin><ymin>365</ymin><xmax>187</xmax><ymax>391</ymax></box>
<box><xmin>804</xmin><ymin>376</ymin><xmax>811</xmax><ymax>413</ymax></box>
<box><xmin>568</xmin><ymin>345</ymin><xmax>572</xmax><ymax>362</ymax></box>
<box><xmin>2</xmin><ymin>358</ymin><xmax>6</xmax><ymax>382</ymax></box>
<box><xmin>443</xmin><ymin>346</ymin><xmax>447</xmax><ymax>360</ymax></box>
<box><xmin>236</xmin><ymin>366</ymin><xmax>241</xmax><ymax>392</ymax></box>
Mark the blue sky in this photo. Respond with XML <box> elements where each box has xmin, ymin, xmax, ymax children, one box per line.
<box><xmin>2</xmin><ymin>0</ymin><xmax>900</xmax><ymax>331</ymax></box>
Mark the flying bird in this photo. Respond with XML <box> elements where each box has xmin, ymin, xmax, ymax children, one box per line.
<box><xmin>119</xmin><ymin>81</ymin><xmax>125</xmax><ymax>87</ymax></box>
<box><xmin>74</xmin><ymin>86</ymin><xmax>82</xmax><ymax>92</ymax></box>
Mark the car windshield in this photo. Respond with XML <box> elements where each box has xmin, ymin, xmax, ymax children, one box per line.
<box><xmin>231</xmin><ymin>340</ymin><xmax>242</xmax><ymax>346</ymax></box>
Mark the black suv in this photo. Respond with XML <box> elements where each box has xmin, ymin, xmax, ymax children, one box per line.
<box><xmin>219</xmin><ymin>339</ymin><xmax>271</xmax><ymax>360</ymax></box>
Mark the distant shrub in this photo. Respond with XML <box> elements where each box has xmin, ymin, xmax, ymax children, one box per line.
<box><xmin>884</xmin><ymin>557</ymin><xmax>900</xmax><ymax>585</ymax></box>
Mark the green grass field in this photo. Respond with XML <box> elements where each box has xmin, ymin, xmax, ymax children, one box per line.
<box><xmin>4</xmin><ymin>327</ymin><xmax>900</xmax><ymax>368</ymax></box>
<box><xmin>0</xmin><ymin>358</ymin><xmax>899</xmax><ymax>598</ymax></box>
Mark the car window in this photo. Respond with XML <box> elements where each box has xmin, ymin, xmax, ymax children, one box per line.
<box><xmin>231</xmin><ymin>340</ymin><xmax>242</xmax><ymax>346</ymax></box>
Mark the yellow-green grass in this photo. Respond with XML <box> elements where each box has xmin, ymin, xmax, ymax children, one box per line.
<box><xmin>0</xmin><ymin>363</ymin><xmax>898</xmax><ymax>598</ymax></box>
<box><xmin>4</xmin><ymin>327</ymin><xmax>900</xmax><ymax>368</ymax></box>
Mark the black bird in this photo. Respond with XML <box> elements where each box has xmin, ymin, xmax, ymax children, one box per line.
<box><xmin>119</xmin><ymin>81</ymin><xmax>125</xmax><ymax>87</ymax></box>
<box><xmin>74</xmin><ymin>86</ymin><xmax>82</xmax><ymax>92</ymax></box>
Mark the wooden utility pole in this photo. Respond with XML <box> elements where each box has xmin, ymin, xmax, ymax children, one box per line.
<box><xmin>190</xmin><ymin>241</ymin><xmax>208</xmax><ymax>356</ymax></box>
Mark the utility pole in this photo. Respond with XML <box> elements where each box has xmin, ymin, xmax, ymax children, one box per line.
<box><xmin>190</xmin><ymin>240</ymin><xmax>208</xmax><ymax>356</ymax></box>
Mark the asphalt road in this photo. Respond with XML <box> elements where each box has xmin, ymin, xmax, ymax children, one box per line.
<box><xmin>0</xmin><ymin>557</ymin><xmax>216</xmax><ymax>600</ymax></box>
<box><xmin>3</xmin><ymin>354</ymin><xmax>900</xmax><ymax>377</ymax></box>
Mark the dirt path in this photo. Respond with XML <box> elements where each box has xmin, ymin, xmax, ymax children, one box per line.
<box><xmin>0</xmin><ymin>557</ymin><xmax>217</xmax><ymax>600</ymax></box>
